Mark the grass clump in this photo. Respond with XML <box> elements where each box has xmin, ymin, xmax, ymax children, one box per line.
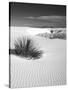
<box><xmin>10</xmin><ymin>37</ymin><xmax>43</xmax><ymax>60</ymax></box>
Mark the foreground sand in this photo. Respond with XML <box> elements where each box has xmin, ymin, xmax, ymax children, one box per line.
<box><xmin>10</xmin><ymin>37</ymin><xmax>66</xmax><ymax>88</ymax></box>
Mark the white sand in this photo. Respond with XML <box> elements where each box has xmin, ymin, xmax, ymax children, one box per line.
<box><xmin>10</xmin><ymin>27</ymin><xmax>51</xmax><ymax>49</ymax></box>
<box><xmin>10</xmin><ymin>27</ymin><xmax>66</xmax><ymax>88</ymax></box>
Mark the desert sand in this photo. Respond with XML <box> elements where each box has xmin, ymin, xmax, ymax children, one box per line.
<box><xmin>10</xmin><ymin>27</ymin><xmax>66</xmax><ymax>88</ymax></box>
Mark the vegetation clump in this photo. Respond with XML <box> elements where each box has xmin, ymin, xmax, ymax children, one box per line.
<box><xmin>10</xmin><ymin>37</ymin><xmax>43</xmax><ymax>60</ymax></box>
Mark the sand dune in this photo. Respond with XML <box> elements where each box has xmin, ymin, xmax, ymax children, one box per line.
<box><xmin>10</xmin><ymin>36</ymin><xmax>66</xmax><ymax>88</ymax></box>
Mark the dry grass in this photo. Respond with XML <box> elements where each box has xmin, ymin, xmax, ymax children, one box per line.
<box><xmin>10</xmin><ymin>37</ymin><xmax>43</xmax><ymax>60</ymax></box>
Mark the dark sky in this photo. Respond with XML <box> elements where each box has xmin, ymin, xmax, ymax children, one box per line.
<box><xmin>9</xmin><ymin>2</ymin><xmax>66</xmax><ymax>28</ymax></box>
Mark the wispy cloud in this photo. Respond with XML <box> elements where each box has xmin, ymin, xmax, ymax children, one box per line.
<box><xmin>24</xmin><ymin>16</ymin><xmax>35</xmax><ymax>19</ymax></box>
<box><xmin>24</xmin><ymin>16</ymin><xmax>65</xmax><ymax>20</ymax></box>
<box><xmin>37</xmin><ymin>16</ymin><xmax>65</xmax><ymax>20</ymax></box>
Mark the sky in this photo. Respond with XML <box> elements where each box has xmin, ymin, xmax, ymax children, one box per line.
<box><xmin>9</xmin><ymin>2</ymin><xmax>66</xmax><ymax>28</ymax></box>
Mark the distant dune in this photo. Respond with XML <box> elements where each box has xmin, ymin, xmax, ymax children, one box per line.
<box><xmin>37</xmin><ymin>28</ymin><xmax>66</xmax><ymax>40</ymax></box>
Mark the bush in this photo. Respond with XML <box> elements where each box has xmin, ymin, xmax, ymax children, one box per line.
<box><xmin>51</xmin><ymin>33</ymin><xmax>66</xmax><ymax>39</ymax></box>
<box><xmin>10</xmin><ymin>37</ymin><xmax>43</xmax><ymax>60</ymax></box>
<box><xmin>37</xmin><ymin>30</ymin><xmax>66</xmax><ymax>40</ymax></box>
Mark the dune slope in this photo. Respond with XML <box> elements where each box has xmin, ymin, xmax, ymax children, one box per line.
<box><xmin>10</xmin><ymin>37</ymin><xmax>66</xmax><ymax>88</ymax></box>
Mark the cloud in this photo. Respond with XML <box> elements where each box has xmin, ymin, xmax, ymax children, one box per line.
<box><xmin>23</xmin><ymin>16</ymin><xmax>66</xmax><ymax>27</ymax></box>
<box><xmin>24</xmin><ymin>16</ymin><xmax>35</xmax><ymax>19</ymax></box>
<box><xmin>24</xmin><ymin>16</ymin><xmax>65</xmax><ymax>20</ymax></box>
<box><xmin>37</xmin><ymin>16</ymin><xmax>65</xmax><ymax>19</ymax></box>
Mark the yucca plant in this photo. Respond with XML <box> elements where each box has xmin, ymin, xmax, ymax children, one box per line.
<box><xmin>10</xmin><ymin>37</ymin><xmax>43</xmax><ymax>60</ymax></box>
